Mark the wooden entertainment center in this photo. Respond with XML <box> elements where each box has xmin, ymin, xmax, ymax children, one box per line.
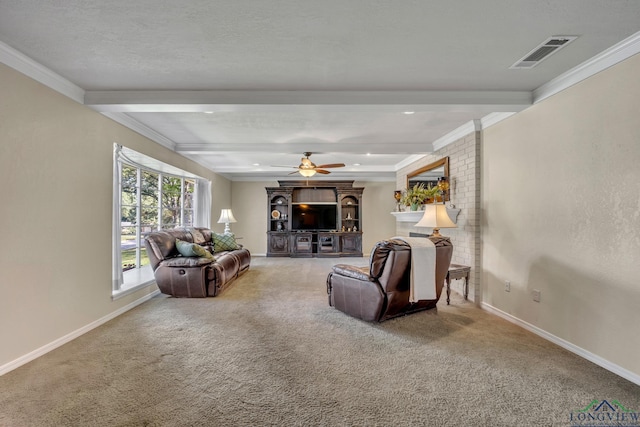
<box><xmin>266</xmin><ymin>180</ymin><xmax>364</xmax><ymax>257</ymax></box>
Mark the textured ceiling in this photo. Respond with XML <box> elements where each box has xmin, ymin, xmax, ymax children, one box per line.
<box><xmin>1</xmin><ymin>0</ymin><xmax>639</xmax><ymax>180</ymax></box>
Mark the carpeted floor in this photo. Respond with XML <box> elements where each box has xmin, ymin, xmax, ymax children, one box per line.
<box><xmin>1</xmin><ymin>257</ymin><xmax>638</xmax><ymax>426</ymax></box>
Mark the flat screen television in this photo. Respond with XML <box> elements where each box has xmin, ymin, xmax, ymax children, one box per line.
<box><xmin>292</xmin><ymin>204</ymin><xmax>337</xmax><ymax>231</ymax></box>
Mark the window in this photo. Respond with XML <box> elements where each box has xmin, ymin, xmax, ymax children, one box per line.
<box><xmin>161</xmin><ymin>175</ymin><xmax>195</xmax><ymax>230</ymax></box>
<box><xmin>120</xmin><ymin>167</ymin><xmax>195</xmax><ymax>272</ymax></box>
<box><xmin>113</xmin><ymin>145</ymin><xmax>210</xmax><ymax>295</ymax></box>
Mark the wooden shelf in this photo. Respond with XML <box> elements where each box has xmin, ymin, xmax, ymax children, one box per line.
<box><xmin>267</xmin><ymin>181</ymin><xmax>363</xmax><ymax>257</ymax></box>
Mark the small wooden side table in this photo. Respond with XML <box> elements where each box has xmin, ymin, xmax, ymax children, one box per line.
<box><xmin>445</xmin><ymin>264</ymin><xmax>471</xmax><ymax>305</ymax></box>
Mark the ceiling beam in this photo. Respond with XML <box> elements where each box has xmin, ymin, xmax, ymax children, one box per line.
<box><xmin>85</xmin><ymin>90</ymin><xmax>531</xmax><ymax>113</ymax></box>
<box><xmin>227</xmin><ymin>171</ymin><xmax>397</xmax><ymax>182</ymax></box>
<box><xmin>176</xmin><ymin>142</ymin><xmax>433</xmax><ymax>155</ymax></box>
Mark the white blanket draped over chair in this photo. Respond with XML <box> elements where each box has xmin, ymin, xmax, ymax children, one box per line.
<box><xmin>393</xmin><ymin>236</ymin><xmax>437</xmax><ymax>302</ymax></box>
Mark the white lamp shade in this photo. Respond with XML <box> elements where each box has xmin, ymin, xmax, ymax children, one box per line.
<box><xmin>217</xmin><ymin>209</ymin><xmax>237</xmax><ymax>224</ymax></box>
<box><xmin>299</xmin><ymin>169</ymin><xmax>317</xmax><ymax>177</ymax></box>
<box><xmin>414</xmin><ymin>204</ymin><xmax>456</xmax><ymax>229</ymax></box>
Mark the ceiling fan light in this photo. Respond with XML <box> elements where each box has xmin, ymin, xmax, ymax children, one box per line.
<box><xmin>299</xmin><ymin>169</ymin><xmax>317</xmax><ymax>177</ymax></box>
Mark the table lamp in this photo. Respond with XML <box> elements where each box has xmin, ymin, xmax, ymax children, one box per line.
<box><xmin>217</xmin><ymin>209</ymin><xmax>237</xmax><ymax>234</ymax></box>
<box><xmin>414</xmin><ymin>203</ymin><xmax>456</xmax><ymax>237</ymax></box>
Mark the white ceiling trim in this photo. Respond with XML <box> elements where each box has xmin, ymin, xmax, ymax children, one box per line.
<box><xmin>101</xmin><ymin>112</ymin><xmax>176</xmax><ymax>151</ymax></box>
<box><xmin>534</xmin><ymin>30</ymin><xmax>640</xmax><ymax>103</ymax></box>
<box><xmin>180</xmin><ymin>153</ymin><xmax>233</xmax><ymax>181</ymax></box>
<box><xmin>228</xmin><ymin>171</ymin><xmax>395</xmax><ymax>182</ymax></box>
<box><xmin>431</xmin><ymin>120</ymin><xmax>481</xmax><ymax>152</ymax></box>
<box><xmin>395</xmin><ymin>154</ymin><xmax>428</xmax><ymax>171</ymax></box>
<box><xmin>176</xmin><ymin>142</ymin><xmax>431</xmax><ymax>155</ymax></box>
<box><xmin>480</xmin><ymin>112</ymin><xmax>517</xmax><ymax>129</ymax></box>
<box><xmin>84</xmin><ymin>90</ymin><xmax>532</xmax><ymax>112</ymax></box>
<box><xmin>394</xmin><ymin>112</ymin><xmax>516</xmax><ymax>163</ymax></box>
<box><xmin>9</xmin><ymin>27</ymin><xmax>638</xmax><ymax>182</ymax></box>
<box><xmin>0</xmin><ymin>41</ymin><xmax>85</xmax><ymax>104</ymax></box>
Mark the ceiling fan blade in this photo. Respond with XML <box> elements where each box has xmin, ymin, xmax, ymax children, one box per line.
<box><xmin>315</xmin><ymin>163</ymin><xmax>345</xmax><ymax>169</ymax></box>
<box><xmin>288</xmin><ymin>171</ymin><xmax>300</xmax><ymax>175</ymax></box>
<box><xmin>315</xmin><ymin>169</ymin><xmax>331</xmax><ymax>174</ymax></box>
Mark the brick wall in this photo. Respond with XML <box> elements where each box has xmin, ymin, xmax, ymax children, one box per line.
<box><xmin>396</xmin><ymin>131</ymin><xmax>481</xmax><ymax>303</ymax></box>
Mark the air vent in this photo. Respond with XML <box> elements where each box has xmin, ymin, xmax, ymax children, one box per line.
<box><xmin>510</xmin><ymin>36</ymin><xmax>578</xmax><ymax>69</ymax></box>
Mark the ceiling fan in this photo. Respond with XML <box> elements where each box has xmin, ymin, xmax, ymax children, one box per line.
<box><xmin>274</xmin><ymin>152</ymin><xmax>345</xmax><ymax>177</ymax></box>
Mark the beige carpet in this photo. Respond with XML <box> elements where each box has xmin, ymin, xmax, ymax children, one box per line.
<box><xmin>1</xmin><ymin>257</ymin><xmax>638</xmax><ymax>426</ymax></box>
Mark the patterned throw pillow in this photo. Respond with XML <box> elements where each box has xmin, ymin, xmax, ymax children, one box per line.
<box><xmin>176</xmin><ymin>239</ymin><xmax>214</xmax><ymax>260</ymax></box>
<box><xmin>212</xmin><ymin>232</ymin><xmax>240</xmax><ymax>252</ymax></box>
<box><xmin>185</xmin><ymin>227</ymin><xmax>206</xmax><ymax>245</ymax></box>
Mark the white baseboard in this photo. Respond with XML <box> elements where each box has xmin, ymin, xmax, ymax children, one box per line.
<box><xmin>481</xmin><ymin>302</ymin><xmax>640</xmax><ymax>387</ymax></box>
<box><xmin>0</xmin><ymin>290</ymin><xmax>160</xmax><ymax>376</ymax></box>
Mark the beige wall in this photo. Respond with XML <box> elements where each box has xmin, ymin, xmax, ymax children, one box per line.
<box><xmin>0</xmin><ymin>64</ymin><xmax>230</xmax><ymax>368</ymax></box>
<box><xmin>396</xmin><ymin>132</ymin><xmax>481</xmax><ymax>302</ymax></box>
<box><xmin>482</xmin><ymin>53</ymin><xmax>640</xmax><ymax>376</ymax></box>
<box><xmin>230</xmin><ymin>180</ymin><xmax>396</xmax><ymax>256</ymax></box>
<box><xmin>355</xmin><ymin>180</ymin><xmax>397</xmax><ymax>253</ymax></box>
<box><xmin>230</xmin><ymin>180</ymin><xmax>277</xmax><ymax>255</ymax></box>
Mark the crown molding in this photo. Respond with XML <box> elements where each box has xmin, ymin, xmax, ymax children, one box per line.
<box><xmin>534</xmin><ymin>30</ymin><xmax>640</xmax><ymax>103</ymax></box>
<box><xmin>432</xmin><ymin>120</ymin><xmax>479</xmax><ymax>152</ymax></box>
<box><xmin>394</xmin><ymin>154</ymin><xmax>428</xmax><ymax>171</ymax></box>
<box><xmin>100</xmin><ymin>112</ymin><xmax>176</xmax><ymax>151</ymax></box>
<box><xmin>480</xmin><ymin>112</ymin><xmax>517</xmax><ymax>129</ymax></box>
<box><xmin>398</xmin><ymin>113</ymin><xmax>516</xmax><ymax>164</ymax></box>
<box><xmin>0</xmin><ymin>41</ymin><xmax>85</xmax><ymax>104</ymax></box>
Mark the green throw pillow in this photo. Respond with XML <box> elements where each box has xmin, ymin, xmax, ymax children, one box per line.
<box><xmin>213</xmin><ymin>232</ymin><xmax>240</xmax><ymax>252</ymax></box>
<box><xmin>176</xmin><ymin>239</ymin><xmax>214</xmax><ymax>260</ymax></box>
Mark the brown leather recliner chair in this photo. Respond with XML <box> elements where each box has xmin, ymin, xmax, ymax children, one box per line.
<box><xmin>326</xmin><ymin>237</ymin><xmax>453</xmax><ymax>322</ymax></box>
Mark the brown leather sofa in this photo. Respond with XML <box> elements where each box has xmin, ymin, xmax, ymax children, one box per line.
<box><xmin>326</xmin><ymin>236</ymin><xmax>453</xmax><ymax>321</ymax></box>
<box><xmin>144</xmin><ymin>227</ymin><xmax>250</xmax><ymax>298</ymax></box>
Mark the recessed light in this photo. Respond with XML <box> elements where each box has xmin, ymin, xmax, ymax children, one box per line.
<box><xmin>366</xmin><ymin>153</ymin><xmax>371</xmax><ymax>156</ymax></box>
<box><xmin>252</xmin><ymin>163</ymin><xmax>260</xmax><ymax>166</ymax></box>
<box><xmin>353</xmin><ymin>163</ymin><xmax>361</xmax><ymax>166</ymax></box>
<box><xmin>204</xmin><ymin>111</ymin><xmax>214</xmax><ymax>114</ymax></box>
<box><xmin>403</xmin><ymin>111</ymin><xmax>415</xmax><ymax>115</ymax></box>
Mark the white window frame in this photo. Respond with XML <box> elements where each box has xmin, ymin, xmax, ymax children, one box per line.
<box><xmin>113</xmin><ymin>144</ymin><xmax>210</xmax><ymax>299</ymax></box>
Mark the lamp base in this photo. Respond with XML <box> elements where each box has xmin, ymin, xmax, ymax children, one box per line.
<box><xmin>223</xmin><ymin>223</ymin><xmax>231</xmax><ymax>234</ymax></box>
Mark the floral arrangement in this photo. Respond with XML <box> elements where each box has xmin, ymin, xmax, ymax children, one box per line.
<box><xmin>401</xmin><ymin>183</ymin><xmax>440</xmax><ymax>208</ymax></box>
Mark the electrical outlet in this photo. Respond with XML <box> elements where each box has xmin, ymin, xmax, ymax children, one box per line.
<box><xmin>504</xmin><ymin>281</ymin><xmax>511</xmax><ymax>292</ymax></box>
<box><xmin>532</xmin><ymin>289</ymin><xmax>541</xmax><ymax>302</ymax></box>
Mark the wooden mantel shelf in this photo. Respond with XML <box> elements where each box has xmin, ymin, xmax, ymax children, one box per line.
<box><xmin>390</xmin><ymin>208</ymin><xmax>461</xmax><ymax>224</ymax></box>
